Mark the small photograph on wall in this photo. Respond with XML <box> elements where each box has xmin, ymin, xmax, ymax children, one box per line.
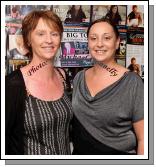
<box><xmin>52</xmin><ymin>5</ymin><xmax>71</xmax><ymax>23</ymax></box>
<box><xmin>116</xmin><ymin>32</ymin><xmax>127</xmax><ymax>59</ymax></box>
<box><xmin>8</xmin><ymin>59</ymin><xmax>30</xmax><ymax>74</ymax></box>
<box><xmin>126</xmin><ymin>44</ymin><xmax>144</xmax><ymax>78</ymax></box>
<box><xmin>9</xmin><ymin>35</ymin><xmax>29</xmax><ymax>59</ymax></box>
<box><xmin>127</xmin><ymin>5</ymin><xmax>144</xmax><ymax>27</ymax></box>
<box><xmin>74</xmin><ymin>42</ymin><xmax>89</xmax><ymax>55</ymax></box>
<box><xmin>5</xmin><ymin>5</ymin><xmax>36</xmax><ymax>35</ymax></box>
<box><xmin>92</xmin><ymin>5</ymin><xmax>126</xmax><ymax>25</ymax></box>
<box><xmin>62</xmin><ymin>5</ymin><xmax>91</xmax><ymax>27</ymax></box>
<box><xmin>18</xmin><ymin>5</ymin><xmax>36</xmax><ymax>19</ymax></box>
<box><xmin>61</xmin><ymin>42</ymin><xmax>76</xmax><ymax>57</ymax></box>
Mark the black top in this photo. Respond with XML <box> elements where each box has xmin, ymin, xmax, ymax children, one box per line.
<box><xmin>64</xmin><ymin>10</ymin><xmax>86</xmax><ymax>23</ymax></box>
<box><xmin>105</xmin><ymin>13</ymin><xmax>122</xmax><ymax>25</ymax></box>
<box><xmin>128</xmin><ymin>11</ymin><xmax>136</xmax><ymax>21</ymax></box>
<box><xmin>5</xmin><ymin>69</ymin><xmax>71</xmax><ymax>155</ymax></box>
<box><xmin>72</xmin><ymin>115</ymin><xmax>136</xmax><ymax>155</ymax></box>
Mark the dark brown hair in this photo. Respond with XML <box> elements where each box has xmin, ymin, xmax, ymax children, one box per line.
<box><xmin>87</xmin><ymin>17</ymin><xmax>119</xmax><ymax>39</ymax></box>
<box><xmin>22</xmin><ymin>10</ymin><xmax>63</xmax><ymax>58</ymax></box>
<box><xmin>131</xmin><ymin>57</ymin><xmax>136</xmax><ymax>62</ymax></box>
<box><xmin>132</xmin><ymin>5</ymin><xmax>137</xmax><ymax>10</ymax></box>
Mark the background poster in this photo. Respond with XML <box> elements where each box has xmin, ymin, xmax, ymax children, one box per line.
<box><xmin>127</xmin><ymin>27</ymin><xmax>144</xmax><ymax>45</ymax></box>
<box><xmin>126</xmin><ymin>26</ymin><xmax>144</xmax><ymax>77</ymax></box>
<box><xmin>115</xmin><ymin>26</ymin><xmax>127</xmax><ymax>67</ymax></box>
<box><xmin>5</xmin><ymin>5</ymin><xmax>52</xmax><ymax>35</ymax></box>
<box><xmin>126</xmin><ymin>27</ymin><xmax>144</xmax><ymax>78</ymax></box>
<box><xmin>92</xmin><ymin>5</ymin><xmax>126</xmax><ymax>25</ymax></box>
<box><xmin>60</xmin><ymin>27</ymin><xmax>93</xmax><ymax>67</ymax></box>
<box><xmin>8</xmin><ymin>35</ymin><xmax>29</xmax><ymax>59</ymax></box>
<box><xmin>126</xmin><ymin>44</ymin><xmax>144</xmax><ymax>78</ymax></box>
<box><xmin>5</xmin><ymin>5</ymin><xmax>144</xmax><ymax>79</ymax></box>
<box><xmin>127</xmin><ymin>5</ymin><xmax>144</xmax><ymax>27</ymax></box>
<box><xmin>53</xmin><ymin>5</ymin><xmax>91</xmax><ymax>27</ymax></box>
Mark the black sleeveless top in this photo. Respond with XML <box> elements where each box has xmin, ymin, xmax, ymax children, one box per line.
<box><xmin>23</xmin><ymin>68</ymin><xmax>73</xmax><ymax>155</ymax></box>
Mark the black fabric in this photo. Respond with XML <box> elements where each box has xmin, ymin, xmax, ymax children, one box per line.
<box><xmin>56</xmin><ymin>68</ymin><xmax>72</xmax><ymax>100</ymax></box>
<box><xmin>5</xmin><ymin>68</ymin><xmax>71</xmax><ymax>155</ymax></box>
<box><xmin>71</xmin><ymin>115</ymin><xmax>136</xmax><ymax>155</ymax></box>
<box><xmin>105</xmin><ymin>13</ymin><xmax>122</xmax><ymax>25</ymax></box>
<box><xmin>64</xmin><ymin>9</ymin><xmax>86</xmax><ymax>23</ymax></box>
<box><xmin>5</xmin><ymin>70</ymin><xmax>26</xmax><ymax>154</ymax></box>
<box><xmin>128</xmin><ymin>11</ymin><xmax>136</xmax><ymax>20</ymax></box>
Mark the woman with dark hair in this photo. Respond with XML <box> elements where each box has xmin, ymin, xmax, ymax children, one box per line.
<box><xmin>104</xmin><ymin>5</ymin><xmax>122</xmax><ymax>25</ymax></box>
<box><xmin>72</xmin><ymin>18</ymin><xmax>144</xmax><ymax>155</ymax></box>
<box><xmin>64</xmin><ymin>5</ymin><xmax>86</xmax><ymax>23</ymax></box>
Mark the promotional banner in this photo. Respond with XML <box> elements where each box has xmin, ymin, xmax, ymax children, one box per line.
<box><xmin>60</xmin><ymin>28</ymin><xmax>93</xmax><ymax>67</ymax></box>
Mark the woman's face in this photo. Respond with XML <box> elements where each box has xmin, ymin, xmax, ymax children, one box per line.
<box><xmin>112</xmin><ymin>6</ymin><xmax>118</xmax><ymax>14</ymax></box>
<box><xmin>75</xmin><ymin>5</ymin><xmax>81</xmax><ymax>11</ymax></box>
<box><xmin>29</xmin><ymin>18</ymin><xmax>61</xmax><ymax>61</ymax></box>
<box><xmin>88</xmin><ymin>22</ymin><xmax>120</xmax><ymax>63</ymax></box>
<box><xmin>16</xmin><ymin>36</ymin><xmax>28</xmax><ymax>55</ymax></box>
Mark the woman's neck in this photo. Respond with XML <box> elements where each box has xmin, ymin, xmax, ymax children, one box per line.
<box><xmin>93</xmin><ymin>60</ymin><xmax>119</xmax><ymax>76</ymax></box>
<box><xmin>26</xmin><ymin>59</ymin><xmax>55</xmax><ymax>81</ymax></box>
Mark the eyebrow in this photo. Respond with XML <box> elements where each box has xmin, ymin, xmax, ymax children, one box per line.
<box><xmin>89</xmin><ymin>33</ymin><xmax>112</xmax><ymax>36</ymax></box>
<box><xmin>35</xmin><ymin>30</ymin><xmax>59</xmax><ymax>33</ymax></box>
<box><xmin>34</xmin><ymin>29</ymin><xmax>46</xmax><ymax>32</ymax></box>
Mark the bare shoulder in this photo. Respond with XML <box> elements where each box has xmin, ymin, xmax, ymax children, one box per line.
<box><xmin>20</xmin><ymin>64</ymin><xmax>29</xmax><ymax>77</ymax></box>
<box><xmin>117</xmin><ymin>64</ymin><xmax>129</xmax><ymax>74</ymax></box>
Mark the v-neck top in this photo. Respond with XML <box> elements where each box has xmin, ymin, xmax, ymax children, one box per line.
<box><xmin>72</xmin><ymin>69</ymin><xmax>144</xmax><ymax>153</ymax></box>
<box><xmin>84</xmin><ymin>70</ymin><xmax>130</xmax><ymax>100</ymax></box>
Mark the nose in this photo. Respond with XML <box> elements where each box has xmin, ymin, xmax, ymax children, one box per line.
<box><xmin>97</xmin><ymin>39</ymin><xmax>104</xmax><ymax>47</ymax></box>
<box><xmin>46</xmin><ymin>34</ymin><xmax>53</xmax><ymax>43</ymax></box>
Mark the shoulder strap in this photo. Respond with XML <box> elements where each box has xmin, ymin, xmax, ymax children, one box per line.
<box><xmin>56</xmin><ymin>68</ymin><xmax>71</xmax><ymax>97</ymax></box>
<box><xmin>56</xmin><ymin>68</ymin><xmax>67</xmax><ymax>90</ymax></box>
<box><xmin>56</xmin><ymin>68</ymin><xmax>66</xmax><ymax>82</ymax></box>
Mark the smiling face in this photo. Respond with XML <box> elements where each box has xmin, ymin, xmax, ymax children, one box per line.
<box><xmin>29</xmin><ymin>18</ymin><xmax>61</xmax><ymax>61</ymax></box>
<box><xmin>88</xmin><ymin>21</ymin><xmax>120</xmax><ymax>64</ymax></box>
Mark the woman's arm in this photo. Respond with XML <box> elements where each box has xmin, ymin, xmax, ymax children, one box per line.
<box><xmin>133</xmin><ymin>119</ymin><xmax>144</xmax><ymax>155</ymax></box>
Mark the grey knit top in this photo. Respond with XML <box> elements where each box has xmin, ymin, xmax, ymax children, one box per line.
<box><xmin>72</xmin><ymin>70</ymin><xmax>144</xmax><ymax>154</ymax></box>
<box><xmin>24</xmin><ymin>92</ymin><xmax>72</xmax><ymax>155</ymax></box>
